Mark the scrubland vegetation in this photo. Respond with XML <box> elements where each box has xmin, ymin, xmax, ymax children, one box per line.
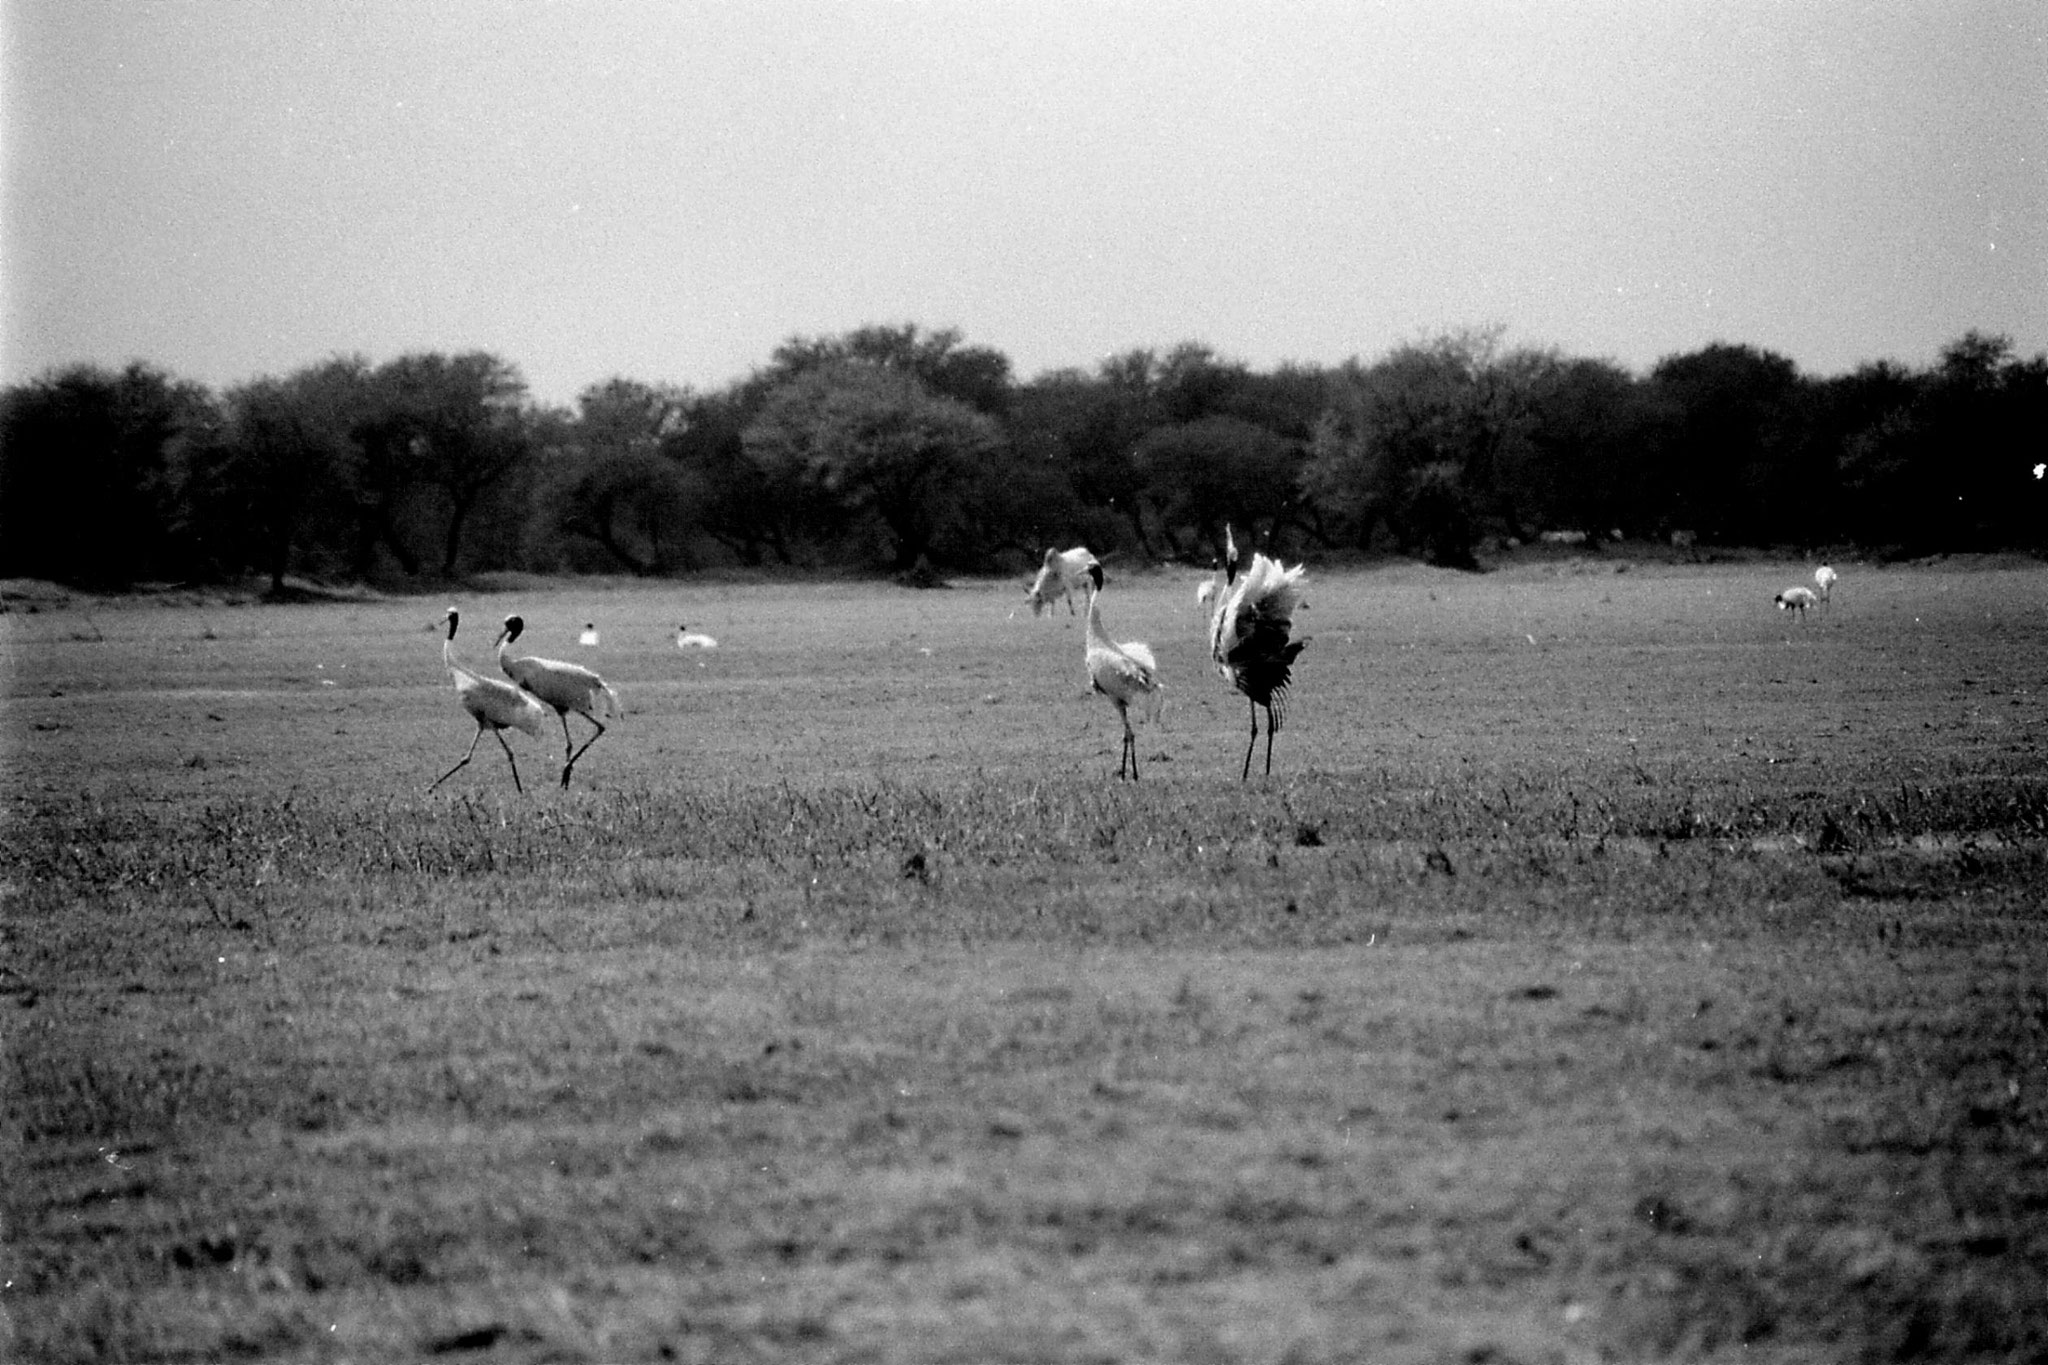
<box><xmin>4</xmin><ymin>561</ymin><xmax>2046</xmax><ymax>1362</ymax></box>
<box><xmin>5</xmin><ymin>324</ymin><xmax>2045</xmax><ymax>598</ymax></box>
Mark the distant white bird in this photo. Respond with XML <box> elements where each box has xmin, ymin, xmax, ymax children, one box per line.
<box><xmin>1775</xmin><ymin>586</ymin><xmax>1818</xmax><ymax>618</ymax></box>
<box><xmin>676</xmin><ymin>624</ymin><xmax>718</xmax><ymax>649</ymax></box>
<box><xmin>1196</xmin><ymin>576</ymin><xmax>1218</xmax><ymax>607</ymax></box>
<box><xmin>1208</xmin><ymin>525</ymin><xmax>1309</xmax><ymax>780</ymax></box>
<box><xmin>1082</xmin><ymin>564</ymin><xmax>1164</xmax><ymax>780</ymax></box>
<box><xmin>496</xmin><ymin>614</ymin><xmax>623</xmax><ymax>789</ymax></box>
<box><xmin>1813</xmin><ymin>564</ymin><xmax>1837</xmax><ymax>614</ymax></box>
<box><xmin>429</xmin><ymin>607</ymin><xmax>548</xmax><ymax>794</ymax></box>
<box><xmin>1024</xmin><ymin>546</ymin><xmax>1099</xmax><ymax>617</ymax></box>
<box><xmin>578</xmin><ymin>622</ymin><xmax>601</xmax><ymax>647</ymax></box>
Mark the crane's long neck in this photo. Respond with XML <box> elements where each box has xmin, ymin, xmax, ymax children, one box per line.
<box><xmin>1084</xmin><ymin>588</ymin><xmax>1116</xmax><ymax>653</ymax></box>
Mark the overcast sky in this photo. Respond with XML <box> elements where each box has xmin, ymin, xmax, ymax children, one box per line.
<box><xmin>4</xmin><ymin>1</ymin><xmax>2043</xmax><ymax>407</ymax></box>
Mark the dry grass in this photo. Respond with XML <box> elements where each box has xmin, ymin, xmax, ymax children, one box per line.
<box><xmin>4</xmin><ymin>559</ymin><xmax>2046</xmax><ymax>1362</ymax></box>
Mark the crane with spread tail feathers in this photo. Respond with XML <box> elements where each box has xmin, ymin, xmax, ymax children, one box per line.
<box><xmin>495</xmin><ymin>614</ymin><xmax>622</xmax><ymax>789</ymax></box>
<box><xmin>1207</xmin><ymin>526</ymin><xmax>1309</xmax><ymax>780</ymax></box>
<box><xmin>1082</xmin><ymin>564</ymin><xmax>1164</xmax><ymax>780</ymax></box>
<box><xmin>430</xmin><ymin>607</ymin><xmax>549</xmax><ymax>793</ymax></box>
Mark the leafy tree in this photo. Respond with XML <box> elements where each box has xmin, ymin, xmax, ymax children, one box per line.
<box><xmin>549</xmin><ymin>378</ymin><xmax>698</xmax><ymax>574</ymax></box>
<box><xmin>1642</xmin><ymin>343</ymin><xmax>1812</xmax><ymax>545</ymax></box>
<box><xmin>1008</xmin><ymin>362</ymin><xmax>1160</xmax><ymax>554</ymax></box>
<box><xmin>196</xmin><ymin>358</ymin><xmax>369</xmax><ymax>593</ymax></box>
<box><xmin>0</xmin><ymin>362</ymin><xmax>215</xmax><ymax>587</ymax></box>
<box><xmin>1516</xmin><ymin>358</ymin><xmax>1653</xmax><ymax>539</ymax></box>
<box><xmin>1823</xmin><ymin>360</ymin><xmax>1923</xmax><ymax>549</ymax></box>
<box><xmin>664</xmin><ymin>388</ymin><xmax>799</xmax><ymax>566</ymax></box>
<box><xmin>1922</xmin><ymin>333</ymin><xmax>2047</xmax><ymax>550</ymax></box>
<box><xmin>1131</xmin><ymin>416</ymin><xmax>1301</xmax><ymax>558</ymax></box>
<box><xmin>742</xmin><ymin>361</ymin><xmax>1001</xmax><ymax>570</ymax></box>
<box><xmin>763</xmin><ymin>323</ymin><xmax>1012</xmax><ymax>416</ymax></box>
<box><xmin>357</xmin><ymin>352</ymin><xmax>533</xmax><ymax>577</ymax></box>
<box><xmin>1300</xmin><ymin>333</ymin><xmax>1527</xmax><ymax>565</ymax></box>
<box><xmin>1835</xmin><ymin>334</ymin><xmax>2048</xmax><ymax>553</ymax></box>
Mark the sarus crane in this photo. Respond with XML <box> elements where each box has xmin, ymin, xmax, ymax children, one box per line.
<box><xmin>1207</xmin><ymin>526</ymin><xmax>1309</xmax><ymax>780</ymax></box>
<box><xmin>1082</xmin><ymin>564</ymin><xmax>1164</xmax><ymax>780</ymax></box>
<box><xmin>496</xmin><ymin>614</ymin><xmax>622</xmax><ymax>789</ymax></box>
<box><xmin>429</xmin><ymin>606</ymin><xmax>548</xmax><ymax>794</ymax></box>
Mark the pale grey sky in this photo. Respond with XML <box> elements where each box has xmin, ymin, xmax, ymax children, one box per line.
<box><xmin>4</xmin><ymin>1</ymin><xmax>2043</xmax><ymax>406</ymax></box>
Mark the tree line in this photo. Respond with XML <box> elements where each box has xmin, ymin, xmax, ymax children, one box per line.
<box><xmin>3</xmin><ymin>323</ymin><xmax>2043</xmax><ymax>593</ymax></box>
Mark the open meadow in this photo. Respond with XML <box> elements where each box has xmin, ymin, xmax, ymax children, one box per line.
<box><xmin>4</xmin><ymin>557</ymin><xmax>2046</xmax><ymax>1364</ymax></box>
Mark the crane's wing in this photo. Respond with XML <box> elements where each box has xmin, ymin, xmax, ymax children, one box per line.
<box><xmin>1215</xmin><ymin>555</ymin><xmax>1306</xmax><ymax>664</ymax></box>
<box><xmin>1216</xmin><ymin>555</ymin><xmax>1309</xmax><ymax>725</ymax></box>
<box><xmin>451</xmin><ymin>664</ymin><xmax>549</xmax><ymax>736</ymax></box>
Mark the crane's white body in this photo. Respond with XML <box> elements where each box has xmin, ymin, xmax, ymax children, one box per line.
<box><xmin>1083</xmin><ymin>567</ymin><xmax>1163</xmax><ymax>780</ymax></box>
<box><xmin>496</xmin><ymin>615</ymin><xmax>622</xmax><ymax>789</ymax></box>
<box><xmin>1813</xmin><ymin>564</ymin><xmax>1837</xmax><ymax>614</ymax></box>
<box><xmin>1775</xmin><ymin>585</ymin><xmax>1818</xmax><ymax>618</ymax></box>
<box><xmin>1208</xmin><ymin>526</ymin><xmax>1309</xmax><ymax>780</ymax></box>
<box><xmin>676</xmin><ymin>625</ymin><xmax>718</xmax><ymax>649</ymax></box>
<box><xmin>430</xmin><ymin>607</ymin><xmax>547</xmax><ymax>794</ymax></box>
<box><xmin>578</xmin><ymin>623</ymin><xmax>600</xmax><ymax>646</ymax></box>
<box><xmin>1025</xmin><ymin>546</ymin><xmax>1099</xmax><ymax>617</ymax></box>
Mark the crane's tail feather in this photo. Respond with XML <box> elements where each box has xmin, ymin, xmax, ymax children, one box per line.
<box><xmin>1139</xmin><ymin>681</ymin><xmax>1165</xmax><ymax>726</ymax></box>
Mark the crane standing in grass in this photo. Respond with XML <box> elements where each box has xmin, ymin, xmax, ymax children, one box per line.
<box><xmin>1814</xmin><ymin>564</ymin><xmax>1837</xmax><ymax>613</ymax></box>
<box><xmin>496</xmin><ymin>614</ymin><xmax>622</xmax><ymax>789</ymax></box>
<box><xmin>430</xmin><ymin>607</ymin><xmax>549</xmax><ymax>794</ymax></box>
<box><xmin>1208</xmin><ymin>526</ymin><xmax>1310</xmax><ymax>780</ymax></box>
<box><xmin>1082</xmin><ymin>564</ymin><xmax>1164</xmax><ymax>780</ymax></box>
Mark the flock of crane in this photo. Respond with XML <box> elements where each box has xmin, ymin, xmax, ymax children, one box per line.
<box><xmin>432</xmin><ymin>544</ymin><xmax>1836</xmax><ymax>794</ymax></box>
<box><xmin>430</xmin><ymin>527</ymin><xmax>1311</xmax><ymax>795</ymax></box>
<box><xmin>1030</xmin><ymin>532</ymin><xmax>1310</xmax><ymax>783</ymax></box>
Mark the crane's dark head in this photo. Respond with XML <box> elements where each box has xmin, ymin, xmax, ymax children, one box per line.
<box><xmin>438</xmin><ymin>606</ymin><xmax>460</xmax><ymax>637</ymax></box>
<box><xmin>1087</xmin><ymin>562</ymin><xmax>1105</xmax><ymax>592</ymax></box>
<box><xmin>497</xmin><ymin>614</ymin><xmax>526</xmax><ymax>644</ymax></box>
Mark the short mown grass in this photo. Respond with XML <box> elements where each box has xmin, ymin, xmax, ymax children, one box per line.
<box><xmin>4</xmin><ymin>561</ymin><xmax>2046</xmax><ymax>1362</ymax></box>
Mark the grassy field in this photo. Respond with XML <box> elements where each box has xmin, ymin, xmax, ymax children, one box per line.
<box><xmin>4</xmin><ymin>557</ymin><xmax>2046</xmax><ymax>1363</ymax></box>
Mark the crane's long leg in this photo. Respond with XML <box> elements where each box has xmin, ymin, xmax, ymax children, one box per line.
<box><xmin>1263</xmin><ymin>703</ymin><xmax>1278</xmax><ymax>776</ymax></box>
<box><xmin>1241</xmin><ymin>699</ymin><xmax>1259</xmax><ymax>782</ymax></box>
<box><xmin>560</xmin><ymin>713</ymin><xmax>607</xmax><ymax>789</ymax></box>
<box><xmin>430</xmin><ymin>726</ymin><xmax>486</xmax><ymax>793</ymax></box>
<box><xmin>493</xmin><ymin>728</ymin><xmax>525</xmax><ymax>794</ymax></box>
<box><xmin>1122</xmin><ymin>710</ymin><xmax>1140</xmax><ymax>781</ymax></box>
